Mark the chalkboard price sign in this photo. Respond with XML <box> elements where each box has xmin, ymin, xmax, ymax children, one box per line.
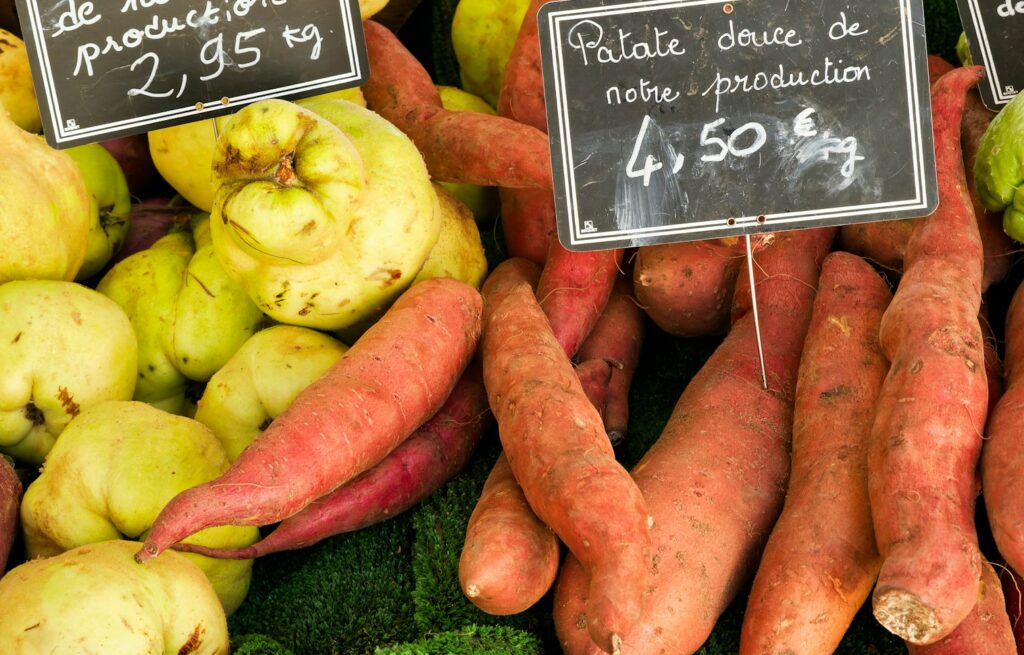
<box><xmin>956</xmin><ymin>0</ymin><xmax>1022</xmax><ymax>109</ymax></box>
<box><xmin>15</xmin><ymin>0</ymin><xmax>367</xmax><ymax>148</ymax></box>
<box><xmin>538</xmin><ymin>0</ymin><xmax>938</xmax><ymax>251</ymax></box>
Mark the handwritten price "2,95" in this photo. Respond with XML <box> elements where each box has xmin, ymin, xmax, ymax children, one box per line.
<box><xmin>125</xmin><ymin>24</ymin><xmax>322</xmax><ymax>99</ymax></box>
<box><xmin>625</xmin><ymin>108</ymin><xmax>863</xmax><ymax>186</ymax></box>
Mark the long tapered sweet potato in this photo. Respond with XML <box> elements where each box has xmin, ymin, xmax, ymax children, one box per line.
<box><xmin>983</xmin><ymin>280</ymin><xmax>1024</xmax><ymax>580</ymax></box>
<box><xmin>135</xmin><ymin>278</ymin><xmax>482</xmax><ymax>563</ymax></box>
<box><xmin>0</xmin><ymin>455</ymin><xmax>20</xmax><ymax>572</ymax></box>
<box><xmin>459</xmin><ymin>452</ymin><xmax>561</xmax><ymax>615</ymax></box>
<box><xmin>576</xmin><ymin>275</ymin><xmax>645</xmax><ymax>443</ymax></box>
<box><xmin>554</xmin><ymin>227</ymin><xmax>835</xmax><ymax>655</ymax></box>
<box><xmin>906</xmin><ymin>560</ymin><xmax>1016</xmax><ymax>655</ymax></box>
<box><xmin>633</xmin><ymin>238</ymin><xmax>744</xmax><ymax>337</ymax></box>
<box><xmin>867</xmin><ymin>66</ymin><xmax>988</xmax><ymax>645</ymax></box>
<box><xmin>458</xmin><ymin>260</ymin><xmax>563</xmax><ymax>617</ymax></box>
<box><xmin>361</xmin><ymin>20</ymin><xmax>551</xmax><ymax>189</ymax></box>
<box><xmin>172</xmin><ymin>361</ymin><xmax>490</xmax><ymax>560</ymax></box>
<box><xmin>458</xmin><ymin>257</ymin><xmax>621</xmax><ymax>617</ymax></box>
<box><xmin>497</xmin><ymin>0</ymin><xmax>558</xmax><ymax>263</ymax></box>
<box><xmin>739</xmin><ymin>251</ymin><xmax>891</xmax><ymax>655</ymax></box>
<box><xmin>483</xmin><ymin>258</ymin><xmax>651</xmax><ymax>654</ymax></box>
<box><xmin>839</xmin><ymin>63</ymin><xmax>1012</xmax><ymax>289</ymax></box>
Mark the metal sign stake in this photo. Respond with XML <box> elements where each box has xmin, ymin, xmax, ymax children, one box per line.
<box><xmin>745</xmin><ymin>234</ymin><xmax>769</xmax><ymax>390</ymax></box>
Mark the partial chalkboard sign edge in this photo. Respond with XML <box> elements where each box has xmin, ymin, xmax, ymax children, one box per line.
<box><xmin>954</xmin><ymin>0</ymin><xmax>1014</xmax><ymax>110</ymax></box>
<box><xmin>15</xmin><ymin>0</ymin><xmax>368</xmax><ymax>149</ymax></box>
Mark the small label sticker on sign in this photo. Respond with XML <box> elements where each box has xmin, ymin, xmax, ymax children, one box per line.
<box><xmin>538</xmin><ymin>0</ymin><xmax>938</xmax><ymax>251</ymax></box>
<box><xmin>956</xmin><ymin>0</ymin><xmax>1022</xmax><ymax>109</ymax></box>
<box><xmin>15</xmin><ymin>0</ymin><xmax>368</xmax><ymax>148</ymax></box>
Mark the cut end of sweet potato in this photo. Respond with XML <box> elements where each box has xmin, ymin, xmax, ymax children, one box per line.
<box><xmin>611</xmin><ymin>633</ymin><xmax>623</xmax><ymax>655</ymax></box>
<box><xmin>464</xmin><ymin>583</ymin><xmax>480</xmax><ymax>598</ymax></box>
<box><xmin>873</xmin><ymin>589</ymin><xmax>942</xmax><ymax>644</ymax></box>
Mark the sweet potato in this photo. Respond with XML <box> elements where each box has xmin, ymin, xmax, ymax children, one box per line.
<box><xmin>173</xmin><ymin>361</ymin><xmax>490</xmax><ymax>559</ymax></box>
<box><xmin>459</xmin><ymin>452</ymin><xmax>561</xmax><ymax>615</ymax></box>
<box><xmin>361</xmin><ymin>20</ymin><xmax>551</xmax><ymax>189</ymax></box>
<box><xmin>929</xmin><ymin>55</ymin><xmax>955</xmax><ymax>85</ymax></box>
<box><xmin>499</xmin><ymin>187</ymin><xmax>555</xmax><ymax>264</ymax></box>
<box><xmin>135</xmin><ymin>278</ymin><xmax>482</xmax><ymax>562</ymax></box>
<box><xmin>497</xmin><ymin>0</ymin><xmax>548</xmax><ymax>131</ymax></box>
<box><xmin>633</xmin><ymin>238</ymin><xmax>744</xmax><ymax>337</ymax></box>
<box><xmin>554</xmin><ymin>227</ymin><xmax>835</xmax><ymax>655</ymax></box>
<box><xmin>576</xmin><ymin>275</ymin><xmax>646</xmax><ymax>443</ymax></box>
<box><xmin>497</xmin><ymin>0</ymin><xmax>558</xmax><ymax>263</ymax></box>
<box><xmin>868</xmin><ymin>67</ymin><xmax>988</xmax><ymax>645</ymax></box>
<box><xmin>998</xmin><ymin>564</ymin><xmax>1024</xmax><ymax>650</ymax></box>
<box><xmin>458</xmin><ymin>260</ymin><xmax>622</xmax><ymax>617</ymax></box>
<box><xmin>0</xmin><ymin>455</ymin><xmax>20</xmax><ymax>573</ymax></box>
<box><xmin>906</xmin><ymin>560</ymin><xmax>1016</xmax><ymax>655</ymax></box>
<box><xmin>739</xmin><ymin>251</ymin><xmax>891</xmax><ymax>655</ymax></box>
<box><xmin>838</xmin><ymin>71</ymin><xmax>1012</xmax><ymax>290</ymax></box>
<box><xmin>483</xmin><ymin>258</ymin><xmax>651</xmax><ymax>654</ymax></box>
<box><xmin>983</xmin><ymin>280</ymin><xmax>1024</xmax><ymax>581</ymax></box>
<box><xmin>537</xmin><ymin>241</ymin><xmax>624</xmax><ymax>357</ymax></box>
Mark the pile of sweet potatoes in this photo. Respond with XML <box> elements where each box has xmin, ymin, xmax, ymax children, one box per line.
<box><xmin>127</xmin><ymin>18</ymin><xmax>1024</xmax><ymax>655</ymax></box>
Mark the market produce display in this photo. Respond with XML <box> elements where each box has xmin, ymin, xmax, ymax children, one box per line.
<box><xmin>1</xmin><ymin>0</ymin><xmax>1022</xmax><ymax>653</ymax></box>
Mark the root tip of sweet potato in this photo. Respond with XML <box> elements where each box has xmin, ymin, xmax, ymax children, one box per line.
<box><xmin>133</xmin><ymin>543</ymin><xmax>159</xmax><ymax>564</ymax></box>
<box><xmin>873</xmin><ymin>589</ymin><xmax>941</xmax><ymax>644</ymax></box>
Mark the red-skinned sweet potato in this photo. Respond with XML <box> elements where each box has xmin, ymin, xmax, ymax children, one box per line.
<box><xmin>576</xmin><ymin>275</ymin><xmax>645</xmax><ymax>443</ymax></box>
<box><xmin>554</xmin><ymin>227</ymin><xmax>835</xmax><ymax>655</ymax></box>
<box><xmin>174</xmin><ymin>361</ymin><xmax>491</xmax><ymax>559</ymax></box>
<box><xmin>497</xmin><ymin>0</ymin><xmax>558</xmax><ymax>263</ymax></box>
<box><xmin>483</xmin><ymin>258</ymin><xmax>651</xmax><ymax>654</ymax></box>
<box><xmin>867</xmin><ymin>66</ymin><xmax>988</xmax><ymax>645</ymax></box>
<box><xmin>361</xmin><ymin>20</ymin><xmax>551</xmax><ymax>189</ymax></box>
<box><xmin>0</xmin><ymin>455</ymin><xmax>20</xmax><ymax>573</ymax></box>
<box><xmin>906</xmin><ymin>560</ymin><xmax>1016</xmax><ymax>655</ymax></box>
<box><xmin>739</xmin><ymin>251</ymin><xmax>890</xmax><ymax>655</ymax></box>
<box><xmin>998</xmin><ymin>564</ymin><xmax>1024</xmax><ymax>650</ymax></box>
<box><xmin>837</xmin><ymin>67</ymin><xmax>1011</xmax><ymax>290</ymax></box>
<box><xmin>459</xmin><ymin>452</ymin><xmax>561</xmax><ymax>616</ymax></box>
<box><xmin>633</xmin><ymin>238</ymin><xmax>744</xmax><ymax>337</ymax></box>
<box><xmin>135</xmin><ymin>278</ymin><xmax>482</xmax><ymax>562</ymax></box>
<box><xmin>983</xmin><ymin>279</ymin><xmax>1024</xmax><ymax>583</ymax></box>
<box><xmin>537</xmin><ymin>240</ymin><xmax>624</xmax><ymax>358</ymax></box>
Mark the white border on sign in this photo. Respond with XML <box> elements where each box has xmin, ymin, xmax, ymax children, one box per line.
<box><xmin>21</xmin><ymin>0</ymin><xmax>364</xmax><ymax>145</ymax></box>
<box><xmin>544</xmin><ymin>0</ymin><xmax>931</xmax><ymax>245</ymax></box>
<box><xmin>963</xmin><ymin>0</ymin><xmax>1013</xmax><ymax>105</ymax></box>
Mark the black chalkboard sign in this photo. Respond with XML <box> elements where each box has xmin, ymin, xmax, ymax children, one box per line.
<box><xmin>538</xmin><ymin>0</ymin><xmax>938</xmax><ymax>250</ymax></box>
<box><xmin>956</xmin><ymin>0</ymin><xmax>1022</xmax><ymax>109</ymax></box>
<box><xmin>15</xmin><ymin>0</ymin><xmax>367</xmax><ymax>148</ymax></box>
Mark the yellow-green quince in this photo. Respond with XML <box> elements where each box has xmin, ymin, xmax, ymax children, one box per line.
<box><xmin>210</xmin><ymin>97</ymin><xmax>440</xmax><ymax>331</ymax></box>
<box><xmin>148</xmin><ymin>87</ymin><xmax>366</xmax><ymax>213</ymax></box>
<box><xmin>66</xmin><ymin>143</ymin><xmax>132</xmax><ymax>280</ymax></box>
<box><xmin>0</xmin><ymin>110</ymin><xmax>92</xmax><ymax>283</ymax></box>
<box><xmin>975</xmin><ymin>91</ymin><xmax>1024</xmax><ymax>243</ymax></box>
<box><xmin>451</xmin><ymin>0</ymin><xmax>531</xmax><ymax>107</ymax></box>
<box><xmin>97</xmin><ymin>215</ymin><xmax>265</xmax><ymax>415</ymax></box>
<box><xmin>20</xmin><ymin>401</ymin><xmax>260</xmax><ymax>615</ymax></box>
<box><xmin>0</xmin><ymin>280</ymin><xmax>136</xmax><ymax>465</ymax></box>
<box><xmin>195</xmin><ymin>325</ymin><xmax>348</xmax><ymax>461</ymax></box>
<box><xmin>0</xmin><ymin>540</ymin><xmax>229</xmax><ymax>654</ymax></box>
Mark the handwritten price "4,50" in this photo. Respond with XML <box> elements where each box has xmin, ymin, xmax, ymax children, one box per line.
<box><xmin>625</xmin><ymin>108</ymin><xmax>864</xmax><ymax>186</ymax></box>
